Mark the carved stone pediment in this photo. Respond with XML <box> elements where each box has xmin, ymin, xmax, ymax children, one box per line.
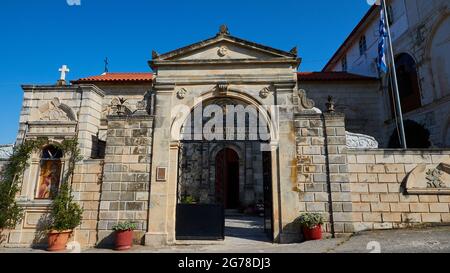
<box><xmin>38</xmin><ymin>98</ymin><xmax>76</xmax><ymax>122</ymax></box>
<box><xmin>150</xmin><ymin>28</ymin><xmax>297</xmax><ymax>63</ymax></box>
<box><xmin>406</xmin><ymin>161</ymin><xmax>450</xmax><ymax>195</ymax></box>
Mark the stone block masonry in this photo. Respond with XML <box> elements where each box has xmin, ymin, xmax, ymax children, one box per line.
<box><xmin>71</xmin><ymin>160</ymin><xmax>104</xmax><ymax>247</ymax></box>
<box><xmin>97</xmin><ymin>114</ymin><xmax>154</xmax><ymax>246</ymax></box>
<box><xmin>295</xmin><ymin>112</ymin><xmax>353</xmax><ymax>237</ymax></box>
<box><xmin>349</xmin><ymin>149</ymin><xmax>450</xmax><ymax>232</ymax></box>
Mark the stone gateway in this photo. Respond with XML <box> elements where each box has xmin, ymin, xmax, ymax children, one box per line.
<box><xmin>1</xmin><ymin>25</ymin><xmax>449</xmax><ymax>248</ymax></box>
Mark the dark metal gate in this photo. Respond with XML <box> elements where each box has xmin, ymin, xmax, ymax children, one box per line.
<box><xmin>175</xmin><ymin>140</ymin><xmax>273</xmax><ymax>241</ymax></box>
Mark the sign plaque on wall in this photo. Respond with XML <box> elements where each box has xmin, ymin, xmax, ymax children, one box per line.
<box><xmin>156</xmin><ymin>167</ymin><xmax>168</xmax><ymax>182</ymax></box>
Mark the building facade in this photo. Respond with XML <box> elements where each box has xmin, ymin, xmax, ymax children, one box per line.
<box><xmin>323</xmin><ymin>0</ymin><xmax>450</xmax><ymax>148</ymax></box>
<box><xmin>1</xmin><ymin>22</ymin><xmax>449</xmax><ymax>248</ymax></box>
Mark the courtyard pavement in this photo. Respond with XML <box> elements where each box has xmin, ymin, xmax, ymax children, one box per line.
<box><xmin>1</xmin><ymin>216</ymin><xmax>449</xmax><ymax>253</ymax></box>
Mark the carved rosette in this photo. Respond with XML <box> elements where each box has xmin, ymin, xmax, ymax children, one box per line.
<box><xmin>177</xmin><ymin>88</ymin><xmax>189</xmax><ymax>100</ymax></box>
<box><xmin>217</xmin><ymin>46</ymin><xmax>228</xmax><ymax>57</ymax></box>
<box><xmin>259</xmin><ymin>87</ymin><xmax>271</xmax><ymax>99</ymax></box>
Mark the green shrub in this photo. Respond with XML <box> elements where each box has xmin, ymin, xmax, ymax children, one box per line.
<box><xmin>47</xmin><ymin>182</ymin><xmax>83</xmax><ymax>231</ymax></box>
<box><xmin>296</xmin><ymin>213</ymin><xmax>324</xmax><ymax>229</ymax></box>
<box><xmin>112</xmin><ymin>221</ymin><xmax>137</xmax><ymax>232</ymax></box>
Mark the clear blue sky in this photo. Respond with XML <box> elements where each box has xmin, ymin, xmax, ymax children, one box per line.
<box><xmin>0</xmin><ymin>0</ymin><xmax>372</xmax><ymax>144</ymax></box>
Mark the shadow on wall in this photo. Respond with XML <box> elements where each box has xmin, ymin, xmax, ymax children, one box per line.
<box><xmin>32</xmin><ymin>214</ymin><xmax>51</xmax><ymax>249</ymax></box>
<box><xmin>389</xmin><ymin>120</ymin><xmax>432</xmax><ymax>148</ymax></box>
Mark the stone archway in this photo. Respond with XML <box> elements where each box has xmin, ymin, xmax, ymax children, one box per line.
<box><xmin>170</xmin><ymin>91</ymin><xmax>280</xmax><ymax>243</ymax></box>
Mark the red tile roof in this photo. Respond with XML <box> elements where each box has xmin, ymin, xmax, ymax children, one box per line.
<box><xmin>72</xmin><ymin>72</ymin><xmax>153</xmax><ymax>84</ymax></box>
<box><xmin>72</xmin><ymin>71</ymin><xmax>376</xmax><ymax>84</ymax></box>
<box><xmin>298</xmin><ymin>72</ymin><xmax>378</xmax><ymax>81</ymax></box>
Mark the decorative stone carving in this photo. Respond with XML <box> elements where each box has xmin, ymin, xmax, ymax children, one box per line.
<box><xmin>177</xmin><ymin>88</ymin><xmax>189</xmax><ymax>100</ymax></box>
<box><xmin>216</xmin><ymin>83</ymin><xmax>229</xmax><ymax>95</ymax></box>
<box><xmin>134</xmin><ymin>98</ymin><xmax>149</xmax><ymax>116</ymax></box>
<box><xmin>290</xmin><ymin>46</ymin><xmax>298</xmax><ymax>56</ymax></box>
<box><xmin>218</xmin><ymin>24</ymin><xmax>230</xmax><ymax>36</ymax></box>
<box><xmin>152</xmin><ymin>50</ymin><xmax>159</xmax><ymax>59</ymax></box>
<box><xmin>406</xmin><ymin>161</ymin><xmax>450</xmax><ymax>195</ymax></box>
<box><xmin>346</xmin><ymin>132</ymin><xmax>379</xmax><ymax>149</ymax></box>
<box><xmin>259</xmin><ymin>87</ymin><xmax>271</xmax><ymax>99</ymax></box>
<box><xmin>39</xmin><ymin>98</ymin><xmax>75</xmax><ymax>121</ymax></box>
<box><xmin>326</xmin><ymin>96</ymin><xmax>336</xmax><ymax>113</ymax></box>
<box><xmin>294</xmin><ymin>89</ymin><xmax>315</xmax><ymax>111</ymax></box>
<box><xmin>217</xmin><ymin>46</ymin><xmax>228</xmax><ymax>57</ymax></box>
<box><xmin>426</xmin><ymin>168</ymin><xmax>445</xmax><ymax>188</ymax></box>
<box><xmin>110</xmin><ymin>97</ymin><xmax>130</xmax><ymax>116</ymax></box>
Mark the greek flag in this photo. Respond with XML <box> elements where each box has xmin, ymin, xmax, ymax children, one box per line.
<box><xmin>378</xmin><ymin>4</ymin><xmax>388</xmax><ymax>74</ymax></box>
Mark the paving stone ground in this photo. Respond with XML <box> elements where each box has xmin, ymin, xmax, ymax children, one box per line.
<box><xmin>1</xmin><ymin>216</ymin><xmax>449</xmax><ymax>253</ymax></box>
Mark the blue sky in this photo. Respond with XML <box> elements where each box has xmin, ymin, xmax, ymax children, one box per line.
<box><xmin>0</xmin><ymin>0</ymin><xmax>372</xmax><ymax>144</ymax></box>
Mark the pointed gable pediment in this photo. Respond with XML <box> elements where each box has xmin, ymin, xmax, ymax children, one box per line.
<box><xmin>150</xmin><ymin>26</ymin><xmax>299</xmax><ymax>68</ymax></box>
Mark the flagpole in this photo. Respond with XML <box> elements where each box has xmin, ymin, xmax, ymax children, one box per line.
<box><xmin>381</xmin><ymin>0</ymin><xmax>407</xmax><ymax>149</ymax></box>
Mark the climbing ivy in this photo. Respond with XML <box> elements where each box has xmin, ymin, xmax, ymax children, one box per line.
<box><xmin>0</xmin><ymin>138</ymin><xmax>81</xmax><ymax>230</ymax></box>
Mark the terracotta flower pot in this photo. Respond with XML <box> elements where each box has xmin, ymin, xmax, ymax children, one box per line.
<box><xmin>47</xmin><ymin>230</ymin><xmax>72</xmax><ymax>251</ymax></box>
<box><xmin>114</xmin><ymin>230</ymin><xmax>134</xmax><ymax>251</ymax></box>
<box><xmin>302</xmin><ymin>225</ymin><xmax>322</xmax><ymax>241</ymax></box>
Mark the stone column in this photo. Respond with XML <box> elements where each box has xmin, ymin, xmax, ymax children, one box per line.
<box><xmin>97</xmin><ymin>114</ymin><xmax>153</xmax><ymax>246</ymax></box>
<box><xmin>145</xmin><ymin>83</ymin><xmax>175</xmax><ymax>246</ymax></box>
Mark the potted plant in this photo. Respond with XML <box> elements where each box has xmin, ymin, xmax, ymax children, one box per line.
<box><xmin>46</xmin><ymin>182</ymin><xmax>83</xmax><ymax>251</ymax></box>
<box><xmin>112</xmin><ymin>221</ymin><xmax>137</xmax><ymax>251</ymax></box>
<box><xmin>180</xmin><ymin>195</ymin><xmax>197</xmax><ymax>205</ymax></box>
<box><xmin>297</xmin><ymin>213</ymin><xmax>324</xmax><ymax>241</ymax></box>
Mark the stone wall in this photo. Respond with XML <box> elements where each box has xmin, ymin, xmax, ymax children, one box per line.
<box><xmin>71</xmin><ymin>160</ymin><xmax>104</xmax><ymax>247</ymax></box>
<box><xmin>295</xmin><ymin>112</ymin><xmax>354</xmax><ymax>237</ymax></box>
<box><xmin>348</xmin><ymin>149</ymin><xmax>450</xmax><ymax>231</ymax></box>
<box><xmin>97</xmin><ymin>114</ymin><xmax>153</xmax><ymax>246</ymax></box>
<box><xmin>300</xmin><ymin>81</ymin><xmax>385</xmax><ymax>146</ymax></box>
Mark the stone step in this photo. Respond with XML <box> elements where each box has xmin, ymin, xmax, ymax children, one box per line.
<box><xmin>224</xmin><ymin>209</ymin><xmax>242</xmax><ymax>216</ymax></box>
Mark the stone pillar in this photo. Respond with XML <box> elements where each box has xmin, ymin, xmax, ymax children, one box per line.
<box><xmin>323</xmin><ymin>113</ymin><xmax>353</xmax><ymax>236</ymax></box>
<box><xmin>77</xmin><ymin>85</ymin><xmax>105</xmax><ymax>159</ymax></box>
<box><xmin>97</xmin><ymin>114</ymin><xmax>153</xmax><ymax>246</ymax></box>
<box><xmin>294</xmin><ymin>112</ymin><xmax>353</xmax><ymax>238</ymax></box>
<box><xmin>144</xmin><ymin>83</ymin><xmax>175</xmax><ymax>246</ymax></box>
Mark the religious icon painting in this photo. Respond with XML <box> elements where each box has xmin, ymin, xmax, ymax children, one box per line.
<box><xmin>36</xmin><ymin>156</ymin><xmax>62</xmax><ymax>199</ymax></box>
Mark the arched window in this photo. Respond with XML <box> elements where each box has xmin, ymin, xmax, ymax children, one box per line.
<box><xmin>36</xmin><ymin>145</ymin><xmax>63</xmax><ymax>199</ymax></box>
<box><xmin>395</xmin><ymin>53</ymin><xmax>422</xmax><ymax>113</ymax></box>
<box><xmin>389</xmin><ymin>53</ymin><xmax>422</xmax><ymax>115</ymax></box>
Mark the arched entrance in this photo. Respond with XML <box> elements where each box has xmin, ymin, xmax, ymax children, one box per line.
<box><xmin>215</xmin><ymin>148</ymin><xmax>240</xmax><ymax>209</ymax></box>
<box><xmin>173</xmin><ymin>93</ymin><xmax>277</xmax><ymax>242</ymax></box>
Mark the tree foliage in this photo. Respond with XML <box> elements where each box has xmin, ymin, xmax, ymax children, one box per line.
<box><xmin>0</xmin><ymin>138</ymin><xmax>82</xmax><ymax>231</ymax></box>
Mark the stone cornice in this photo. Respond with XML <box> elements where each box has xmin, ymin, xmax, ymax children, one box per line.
<box><xmin>151</xmin><ymin>58</ymin><xmax>300</xmax><ymax>69</ymax></box>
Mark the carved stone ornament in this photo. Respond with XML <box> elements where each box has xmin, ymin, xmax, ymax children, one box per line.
<box><xmin>259</xmin><ymin>87</ymin><xmax>271</xmax><ymax>99</ymax></box>
<box><xmin>295</xmin><ymin>89</ymin><xmax>315</xmax><ymax>111</ymax></box>
<box><xmin>406</xmin><ymin>161</ymin><xmax>450</xmax><ymax>195</ymax></box>
<box><xmin>39</xmin><ymin>98</ymin><xmax>74</xmax><ymax>121</ymax></box>
<box><xmin>152</xmin><ymin>50</ymin><xmax>159</xmax><ymax>59</ymax></box>
<box><xmin>216</xmin><ymin>83</ymin><xmax>229</xmax><ymax>95</ymax></box>
<box><xmin>177</xmin><ymin>88</ymin><xmax>189</xmax><ymax>100</ymax></box>
<box><xmin>218</xmin><ymin>24</ymin><xmax>230</xmax><ymax>36</ymax></box>
<box><xmin>346</xmin><ymin>132</ymin><xmax>379</xmax><ymax>149</ymax></box>
<box><xmin>218</xmin><ymin>46</ymin><xmax>228</xmax><ymax>57</ymax></box>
